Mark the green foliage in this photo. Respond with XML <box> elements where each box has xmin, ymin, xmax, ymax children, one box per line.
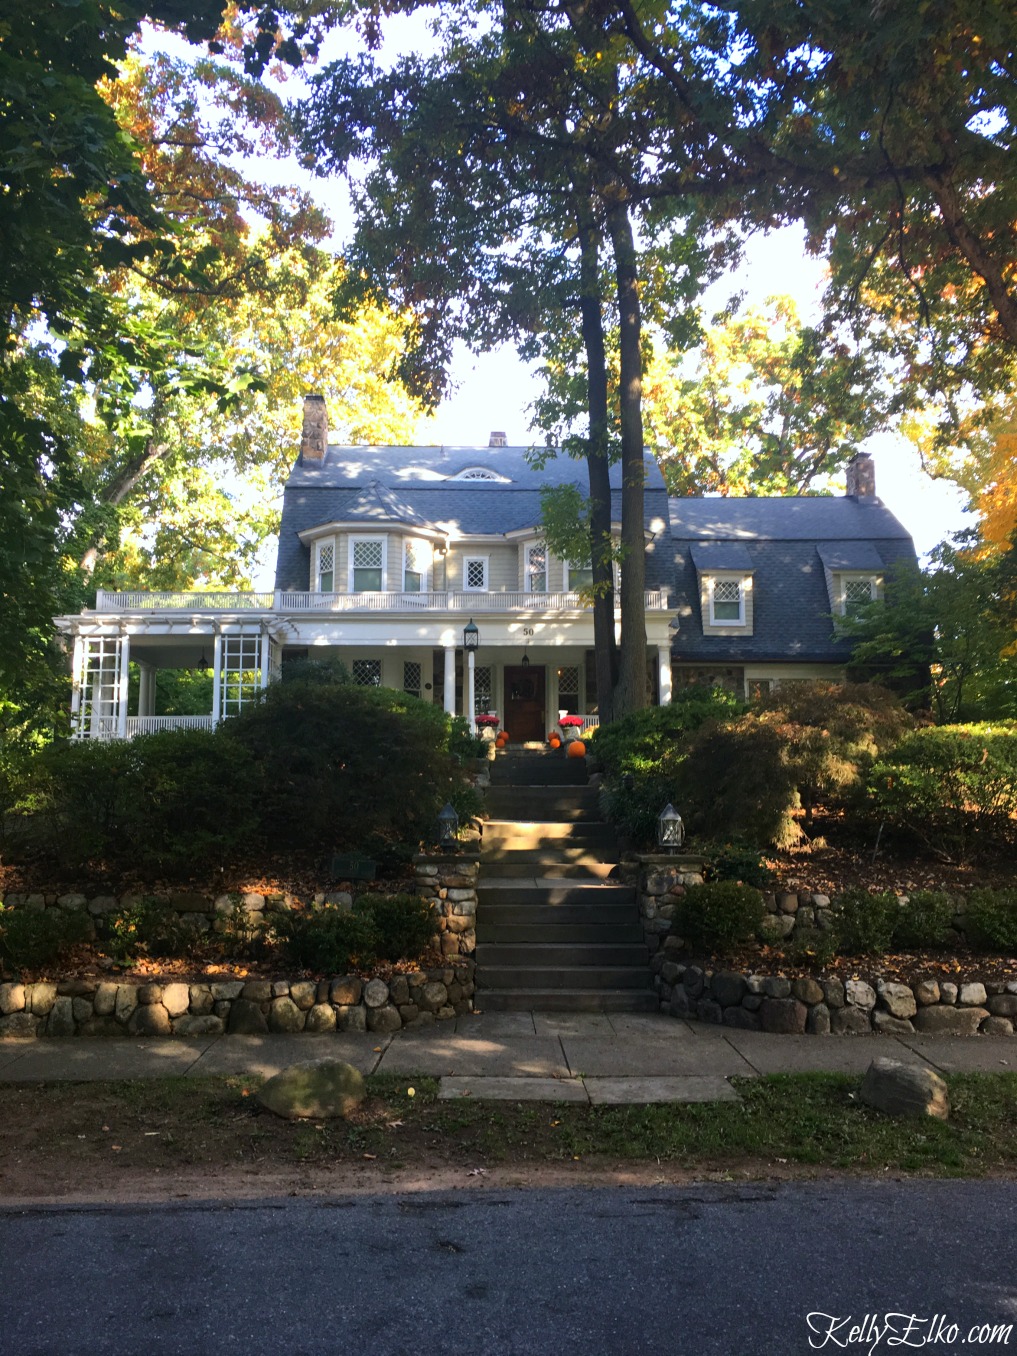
<box><xmin>447</xmin><ymin>717</ymin><xmax>487</xmax><ymax>763</ymax></box>
<box><xmin>229</xmin><ymin>679</ymin><xmax>465</xmax><ymax>857</ymax></box>
<box><xmin>590</xmin><ymin>686</ymin><xmax>744</xmax><ymax>779</ymax></box>
<box><xmin>965</xmin><ymin>889</ymin><xmax>1017</xmax><ymax>953</ymax></box>
<box><xmin>275</xmin><ymin>906</ymin><xmax>382</xmax><ymax>974</ymax></box>
<box><xmin>674</xmin><ymin>881</ymin><xmax>765</xmax><ymax>952</ymax></box>
<box><xmin>96</xmin><ymin>896</ymin><xmax>193</xmax><ymax>962</ymax></box>
<box><xmin>352</xmin><ymin>894</ymin><xmax>437</xmax><ymax>963</ymax></box>
<box><xmin>0</xmin><ymin>905</ymin><xmax>91</xmax><ymax>974</ymax></box>
<box><xmin>702</xmin><ymin>842</ymin><xmax>776</xmax><ymax>890</ymax></box>
<box><xmin>868</xmin><ymin>723</ymin><xmax>1017</xmax><ymax>855</ymax></box>
<box><xmin>784</xmin><ymin>927</ymin><xmax>838</xmax><ymax>969</ymax></box>
<box><xmin>833</xmin><ymin>889</ymin><xmax>900</xmax><ymax>957</ymax></box>
<box><xmin>893</xmin><ymin>891</ymin><xmax>956</xmax><ymax>952</ymax></box>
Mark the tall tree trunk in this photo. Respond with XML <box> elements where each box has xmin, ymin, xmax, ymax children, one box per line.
<box><xmin>576</xmin><ymin>198</ymin><xmax>617</xmax><ymax>724</ymax></box>
<box><xmin>606</xmin><ymin>197</ymin><xmax>647</xmax><ymax>718</ymax></box>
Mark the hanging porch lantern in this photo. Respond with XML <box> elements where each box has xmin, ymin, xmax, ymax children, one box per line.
<box><xmin>657</xmin><ymin>803</ymin><xmax>685</xmax><ymax>852</ymax></box>
<box><xmin>463</xmin><ymin>618</ymin><xmax>480</xmax><ymax>651</ymax></box>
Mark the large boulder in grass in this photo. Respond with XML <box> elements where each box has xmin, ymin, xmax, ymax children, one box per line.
<box><xmin>860</xmin><ymin>1058</ymin><xmax>949</xmax><ymax>1121</ymax></box>
<box><xmin>257</xmin><ymin>1059</ymin><xmax>366</xmax><ymax>1120</ymax></box>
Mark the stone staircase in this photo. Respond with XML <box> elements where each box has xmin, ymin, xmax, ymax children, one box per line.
<box><xmin>476</xmin><ymin>748</ymin><xmax>656</xmax><ymax>1012</ymax></box>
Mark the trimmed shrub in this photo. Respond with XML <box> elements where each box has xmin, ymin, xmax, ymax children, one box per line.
<box><xmin>965</xmin><ymin>888</ymin><xmax>1017</xmax><ymax>952</ymax></box>
<box><xmin>0</xmin><ymin>905</ymin><xmax>91</xmax><ymax>972</ymax></box>
<box><xmin>784</xmin><ymin>927</ymin><xmax>838</xmax><ymax>968</ymax></box>
<box><xmin>275</xmin><ymin>906</ymin><xmax>382</xmax><ymax>973</ymax></box>
<box><xmin>588</xmin><ymin>686</ymin><xmax>744</xmax><ymax>780</ymax></box>
<box><xmin>702</xmin><ymin>841</ymin><xmax>777</xmax><ymax>889</ymax></box>
<box><xmin>353</xmin><ymin>893</ymin><xmax>437</xmax><ymax>962</ymax></box>
<box><xmin>96</xmin><ymin>896</ymin><xmax>193</xmax><ymax>961</ymax></box>
<box><xmin>833</xmin><ymin>888</ymin><xmax>899</xmax><ymax>956</ymax></box>
<box><xmin>892</xmin><ymin>891</ymin><xmax>955</xmax><ymax>951</ymax></box>
<box><xmin>868</xmin><ymin>723</ymin><xmax>1017</xmax><ymax>854</ymax></box>
<box><xmin>674</xmin><ymin>881</ymin><xmax>765</xmax><ymax>951</ymax></box>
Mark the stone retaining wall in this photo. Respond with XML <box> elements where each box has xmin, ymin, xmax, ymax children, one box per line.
<box><xmin>0</xmin><ymin>960</ymin><xmax>476</xmax><ymax>1039</ymax></box>
<box><xmin>657</xmin><ymin>963</ymin><xmax>1017</xmax><ymax>1036</ymax></box>
<box><xmin>0</xmin><ymin>857</ymin><xmax>478</xmax><ymax>1038</ymax></box>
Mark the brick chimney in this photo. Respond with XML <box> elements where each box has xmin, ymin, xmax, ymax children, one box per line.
<box><xmin>300</xmin><ymin>394</ymin><xmax>328</xmax><ymax>464</ymax></box>
<box><xmin>489</xmin><ymin>430</ymin><xmax>507</xmax><ymax>447</ymax></box>
<box><xmin>845</xmin><ymin>451</ymin><xmax>876</xmax><ymax>501</ymax></box>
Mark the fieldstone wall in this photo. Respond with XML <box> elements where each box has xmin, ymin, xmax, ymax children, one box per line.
<box><xmin>658</xmin><ymin>963</ymin><xmax>1017</xmax><ymax>1036</ymax></box>
<box><xmin>616</xmin><ymin>855</ymin><xmax>707</xmax><ymax>954</ymax></box>
<box><xmin>0</xmin><ymin>960</ymin><xmax>476</xmax><ymax>1039</ymax></box>
<box><xmin>0</xmin><ymin>858</ymin><xmax>479</xmax><ymax>1038</ymax></box>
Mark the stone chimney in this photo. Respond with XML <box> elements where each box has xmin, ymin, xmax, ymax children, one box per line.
<box><xmin>300</xmin><ymin>394</ymin><xmax>328</xmax><ymax>464</ymax></box>
<box><xmin>489</xmin><ymin>431</ymin><xmax>507</xmax><ymax>447</ymax></box>
<box><xmin>845</xmin><ymin>451</ymin><xmax>876</xmax><ymax>501</ymax></box>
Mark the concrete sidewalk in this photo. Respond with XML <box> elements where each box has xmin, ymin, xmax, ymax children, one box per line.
<box><xmin>2</xmin><ymin>1012</ymin><xmax>1014</xmax><ymax>1103</ymax></box>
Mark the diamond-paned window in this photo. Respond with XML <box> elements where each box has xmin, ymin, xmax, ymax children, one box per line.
<box><xmin>403</xmin><ymin>661</ymin><xmax>422</xmax><ymax>697</ymax></box>
<box><xmin>711</xmin><ymin>577</ymin><xmax>743</xmax><ymax>623</ymax></box>
<box><xmin>843</xmin><ymin>577</ymin><xmax>876</xmax><ymax>614</ymax></box>
<box><xmin>557</xmin><ymin>666</ymin><xmax>580</xmax><ymax>703</ymax></box>
<box><xmin>465</xmin><ymin>557</ymin><xmax>488</xmax><ymax>591</ymax></box>
<box><xmin>352</xmin><ymin>539</ymin><xmax>384</xmax><ymax>592</ymax></box>
<box><xmin>404</xmin><ymin>540</ymin><xmax>427</xmax><ymax>593</ymax></box>
<box><xmin>527</xmin><ymin>543</ymin><xmax>547</xmax><ymax>593</ymax></box>
<box><xmin>474</xmin><ymin>665</ymin><xmax>492</xmax><ymax>713</ymax></box>
<box><xmin>568</xmin><ymin>559</ymin><xmax>593</xmax><ymax>592</ymax></box>
<box><xmin>317</xmin><ymin>540</ymin><xmax>334</xmax><ymax>593</ymax></box>
<box><xmin>352</xmin><ymin>659</ymin><xmax>382</xmax><ymax>686</ymax></box>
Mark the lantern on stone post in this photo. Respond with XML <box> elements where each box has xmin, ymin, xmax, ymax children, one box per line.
<box><xmin>437</xmin><ymin>802</ymin><xmax>459</xmax><ymax>850</ymax></box>
<box><xmin>657</xmin><ymin>803</ymin><xmax>685</xmax><ymax>852</ymax></box>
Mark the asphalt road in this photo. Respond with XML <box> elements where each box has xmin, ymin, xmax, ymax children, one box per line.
<box><xmin>2</xmin><ymin>1181</ymin><xmax>1015</xmax><ymax>1356</ymax></box>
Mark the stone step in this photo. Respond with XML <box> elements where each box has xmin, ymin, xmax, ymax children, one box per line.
<box><xmin>477</xmin><ymin>943</ymin><xmax>649</xmax><ymax>966</ymax></box>
<box><xmin>478</xmin><ymin>882</ymin><xmax>635</xmax><ymax>907</ymax></box>
<box><xmin>478</xmin><ymin>989</ymin><xmax>659</xmax><ymax>1013</ymax></box>
<box><xmin>477</xmin><ymin>902</ymin><xmax>640</xmax><ymax>928</ymax></box>
<box><xmin>478</xmin><ymin>921</ymin><xmax>644</xmax><ymax>944</ymax></box>
<box><xmin>478</xmin><ymin>863</ymin><xmax>618</xmax><ymax>880</ymax></box>
<box><xmin>484</xmin><ymin>787</ymin><xmax>601</xmax><ymax>821</ymax></box>
<box><xmin>489</xmin><ymin>758</ymin><xmax>588</xmax><ymax>787</ymax></box>
<box><xmin>483</xmin><ymin>822</ymin><xmax>612</xmax><ymax>851</ymax></box>
<box><xmin>480</xmin><ymin>964</ymin><xmax>654</xmax><ymax>990</ymax></box>
<box><xmin>481</xmin><ymin>847</ymin><xmax>616</xmax><ymax>868</ymax></box>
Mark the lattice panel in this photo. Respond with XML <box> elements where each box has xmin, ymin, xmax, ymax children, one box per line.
<box><xmin>352</xmin><ymin>659</ymin><xmax>382</xmax><ymax>686</ymax></box>
<box><xmin>714</xmin><ymin>579</ymin><xmax>740</xmax><ymax>603</ymax></box>
<box><xmin>474</xmin><ymin>665</ymin><xmax>492</xmax><ymax>710</ymax></box>
<box><xmin>466</xmin><ymin>558</ymin><xmax>487</xmax><ymax>589</ymax></box>
<box><xmin>353</xmin><ymin>540</ymin><xmax>383</xmax><ymax>569</ymax></box>
<box><xmin>557</xmin><ymin>666</ymin><xmax>580</xmax><ymax>700</ymax></box>
<box><xmin>403</xmin><ymin>661</ymin><xmax>422</xmax><ymax>696</ymax></box>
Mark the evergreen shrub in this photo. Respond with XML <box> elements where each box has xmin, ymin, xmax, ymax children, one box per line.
<box><xmin>0</xmin><ymin>905</ymin><xmax>91</xmax><ymax>972</ymax></box>
<box><xmin>674</xmin><ymin>881</ymin><xmax>765</xmax><ymax>951</ymax></box>
<box><xmin>588</xmin><ymin>686</ymin><xmax>743</xmax><ymax>780</ymax></box>
<box><xmin>833</xmin><ymin>888</ymin><xmax>899</xmax><ymax>955</ymax></box>
<box><xmin>892</xmin><ymin>891</ymin><xmax>956</xmax><ymax>951</ymax></box>
<box><xmin>352</xmin><ymin>893</ymin><xmax>437</xmax><ymax>962</ymax></box>
<box><xmin>275</xmin><ymin>906</ymin><xmax>382</xmax><ymax>973</ymax></box>
<box><xmin>965</xmin><ymin>888</ymin><xmax>1017</xmax><ymax>952</ymax></box>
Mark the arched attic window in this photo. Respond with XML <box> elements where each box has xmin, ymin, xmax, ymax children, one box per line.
<box><xmin>450</xmin><ymin>467</ymin><xmax>511</xmax><ymax>482</ymax></box>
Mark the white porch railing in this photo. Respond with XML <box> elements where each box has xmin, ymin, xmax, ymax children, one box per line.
<box><xmin>124</xmin><ymin>715</ymin><xmax>216</xmax><ymax>736</ymax></box>
<box><xmin>95</xmin><ymin>588</ymin><xmax>670</xmax><ymax>614</ymax></box>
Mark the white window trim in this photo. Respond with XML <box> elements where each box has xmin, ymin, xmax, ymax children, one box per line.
<box><xmin>707</xmin><ymin>575</ymin><xmax>747</xmax><ymax>627</ymax></box>
<box><xmin>403</xmin><ymin>538</ymin><xmax>429</xmax><ymax>593</ymax></box>
<box><xmin>348</xmin><ymin>535</ymin><xmax>388</xmax><ymax>593</ymax></box>
<box><xmin>314</xmin><ymin>536</ymin><xmax>336</xmax><ymax>593</ymax></box>
<box><xmin>524</xmin><ymin>541</ymin><xmax>548</xmax><ymax>594</ymax></box>
<box><xmin>563</xmin><ymin>558</ymin><xmax>593</xmax><ymax>593</ymax></box>
<box><xmin>837</xmin><ymin>574</ymin><xmax>881</xmax><ymax>615</ymax></box>
<box><xmin>463</xmin><ymin>555</ymin><xmax>489</xmax><ymax>591</ymax></box>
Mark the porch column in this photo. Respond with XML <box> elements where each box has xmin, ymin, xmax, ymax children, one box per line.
<box><xmin>259</xmin><ymin>628</ymin><xmax>270</xmax><ymax>692</ymax></box>
<box><xmin>137</xmin><ymin>662</ymin><xmax>156</xmax><ymax>718</ymax></box>
<box><xmin>70</xmin><ymin>634</ymin><xmax>84</xmax><ymax>736</ymax></box>
<box><xmin>116</xmin><ymin>632</ymin><xmax>131</xmax><ymax>738</ymax></box>
<box><xmin>657</xmin><ymin>644</ymin><xmax>673</xmax><ymax>706</ymax></box>
<box><xmin>443</xmin><ymin>643</ymin><xmax>456</xmax><ymax>716</ymax></box>
<box><xmin>211</xmin><ymin>631</ymin><xmax>223</xmax><ymax>725</ymax></box>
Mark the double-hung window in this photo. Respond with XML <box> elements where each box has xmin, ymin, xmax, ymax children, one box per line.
<box><xmin>315</xmin><ymin>539</ymin><xmax>335</xmax><ymax>593</ymax></box>
<box><xmin>709</xmin><ymin>577</ymin><xmax>745</xmax><ymax>626</ymax></box>
<box><xmin>403</xmin><ymin>540</ymin><xmax>427</xmax><ymax>593</ymax></box>
<box><xmin>464</xmin><ymin>556</ymin><xmax>488</xmax><ymax>592</ymax></box>
<box><xmin>841</xmin><ymin>576</ymin><xmax>878</xmax><ymax>615</ymax></box>
<box><xmin>351</xmin><ymin>538</ymin><xmax>385</xmax><ymax>592</ymax></box>
<box><xmin>566</xmin><ymin>558</ymin><xmax>593</xmax><ymax>592</ymax></box>
<box><xmin>526</xmin><ymin>543</ymin><xmax>547</xmax><ymax>593</ymax></box>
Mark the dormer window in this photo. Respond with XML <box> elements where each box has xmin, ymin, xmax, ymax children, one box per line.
<box><xmin>451</xmin><ymin>466</ymin><xmax>510</xmax><ymax>482</ymax></box>
<box><xmin>840</xmin><ymin>575</ymin><xmax>881</xmax><ymax>615</ymax></box>
<box><xmin>708</xmin><ymin>576</ymin><xmax>746</xmax><ymax>626</ymax></box>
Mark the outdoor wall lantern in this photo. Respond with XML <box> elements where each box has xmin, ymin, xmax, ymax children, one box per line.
<box><xmin>521</xmin><ymin>651</ymin><xmax>531</xmax><ymax>667</ymax></box>
<box><xmin>657</xmin><ymin>803</ymin><xmax>685</xmax><ymax>852</ymax></box>
<box><xmin>437</xmin><ymin>802</ymin><xmax>460</xmax><ymax>848</ymax></box>
<box><xmin>463</xmin><ymin>619</ymin><xmax>480</xmax><ymax>651</ymax></box>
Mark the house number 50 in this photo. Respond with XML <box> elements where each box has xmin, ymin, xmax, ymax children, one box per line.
<box><xmin>522</xmin><ymin>627</ymin><xmax>535</xmax><ymax>636</ymax></box>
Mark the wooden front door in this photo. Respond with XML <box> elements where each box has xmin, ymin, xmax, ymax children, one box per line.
<box><xmin>503</xmin><ymin>665</ymin><xmax>546</xmax><ymax>743</ymax></box>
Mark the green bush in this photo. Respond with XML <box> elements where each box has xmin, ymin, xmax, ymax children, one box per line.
<box><xmin>275</xmin><ymin>906</ymin><xmax>381</xmax><ymax>973</ymax></box>
<box><xmin>0</xmin><ymin>905</ymin><xmax>91</xmax><ymax>972</ymax></box>
<box><xmin>868</xmin><ymin>724</ymin><xmax>1017</xmax><ymax>854</ymax></box>
<box><xmin>36</xmin><ymin>739</ymin><xmax>139</xmax><ymax>866</ymax></box>
<box><xmin>784</xmin><ymin>926</ymin><xmax>838</xmax><ymax>968</ymax></box>
<box><xmin>353</xmin><ymin>893</ymin><xmax>437</xmax><ymax>962</ymax></box>
<box><xmin>589</xmin><ymin>686</ymin><xmax>744</xmax><ymax>779</ymax></box>
<box><xmin>892</xmin><ymin>891</ymin><xmax>956</xmax><ymax>951</ymax></box>
<box><xmin>674</xmin><ymin>881</ymin><xmax>765</xmax><ymax>951</ymax></box>
<box><xmin>96</xmin><ymin>896</ymin><xmax>194</xmax><ymax>962</ymax></box>
<box><xmin>833</xmin><ymin>888</ymin><xmax>899</xmax><ymax>955</ymax></box>
<box><xmin>448</xmin><ymin>716</ymin><xmax>487</xmax><ymax>763</ymax></box>
<box><xmin>702</xmin><ymin>841</ymin><xmax>776</xmax><ymax>889</ymax></box>
<box><xmin>965</xmin><ymin>888</ymin><xmax>1017</xmax><ymax>952</ymax></box>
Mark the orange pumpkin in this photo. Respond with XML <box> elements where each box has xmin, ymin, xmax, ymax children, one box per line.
<box><xmin>566</xmin><ymin>739</ymin><xmax>586</xmax><ymax>758</ymax></box>
<box><xmin>548</xmin><ymin>734</ymin><xmax>561</xmax><ymax>749</ymax></box>
<box><xmin>496</xmin><ymin>733</ymin><xmax>508</xmax><ymax>747</ymax></box>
